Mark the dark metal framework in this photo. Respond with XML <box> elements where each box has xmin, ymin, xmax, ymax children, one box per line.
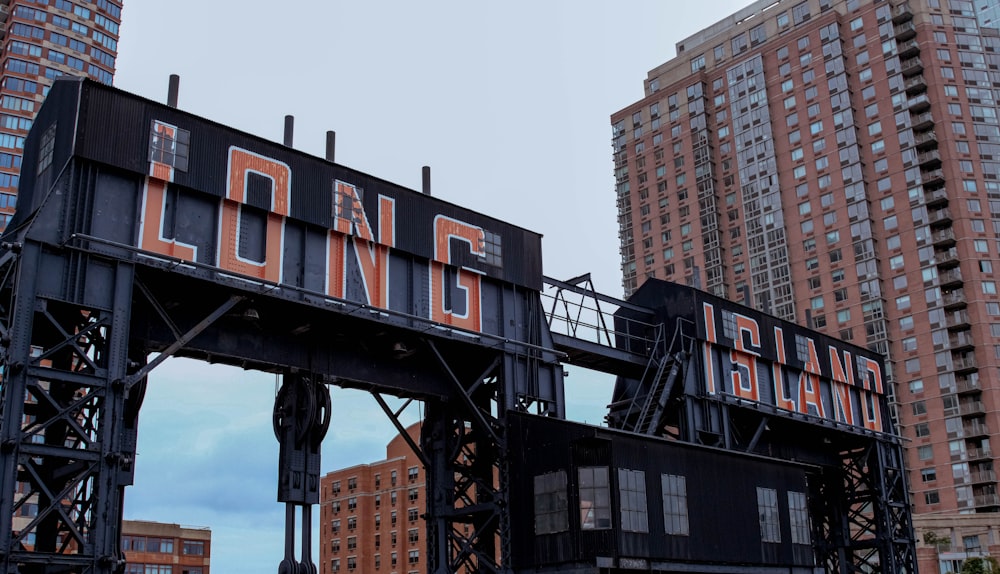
<box><xmin>545</xmin><ymin>281</ymin><xmax>917</xmax><ymax>574</ymax></box>
<box><xmin>0</xmin><ymin>231</ymin><xmax>564</xmax><ymax>574</ymax></box>
<box><xmin>0</xmin><ymin>78</ymin><xmax>915</xmax><ymax>574</ymax></box>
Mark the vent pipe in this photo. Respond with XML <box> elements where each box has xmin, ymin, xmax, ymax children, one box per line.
<box><xmin>326</xmin><ymin>131</ymin><xmax>336</xmax><ymax>162</ymax></box>
<box><xmin>167</xmin><ymin>74</ymin><xmax>180</xmax><ymax>108</ymax></box>
<box><xmin>283</xmin><ymin>115</ymin><xmax>294</xmax><ymax>147</ymax></box>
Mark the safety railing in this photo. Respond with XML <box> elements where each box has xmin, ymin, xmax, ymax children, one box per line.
<box><xmin>541</xmin><ymin>274</ymin><xmax>658</xmax><ymax>357</ymax></box>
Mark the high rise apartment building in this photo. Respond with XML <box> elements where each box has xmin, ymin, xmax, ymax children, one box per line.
<box><xmin>0</xmin><ymin>0</ymin><xmax>121</xmax><ymax>229</ymax></box>
<box><xmin>320</xmin><ymin>423</ymin><xmax>426</xmax><ymax>574</ymax></box>
<box><xmin>613</xmin><ymin>0</ymin><xmax>1000</xmax><ymax>570</ymax></box>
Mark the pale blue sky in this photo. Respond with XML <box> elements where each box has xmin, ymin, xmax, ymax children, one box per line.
<box><xmin>111</xmin><ymin>1</ymin><xmax>750</xmax><ymax>571</ymax></box>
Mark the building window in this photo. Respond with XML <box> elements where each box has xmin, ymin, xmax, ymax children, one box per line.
<box><xmin>37</xmin><ymin>123</ymin><xmax>56</xmax><ymax>174</ymax></box>
<box><xmin>181</xmin><ymin>541</ymin><xmax>204</xmax><ymax>556</ymax></box>
<box><xmin>661</xmin><ymin>474</ymin><xmax>689</xmax><ymax>535</ymax></box>
<box><xmin>148</xmin><ymin>120</ymin><xmax>190</xmax><ymax>172</ymax></box>
<box><xmin>924</xmin><ymin>490</ymin><xmax>940</xmax><ymax>504</ymax></box>
<box><xmin>332</xmin><ymin>520</ymin><xmax>340</xmax><ymax>533</ymax></box>
<box><xmin>391</xmin><ymin>471</ymin><xmax>397</xmax><ymax>486</ymax></box>
<box><xmin>482</xmin><ymin>230</ymin><xmax>503</xmax><ymax>268</ymax></box>
<box><xmin>347</xmin><ymin>497</ymin><xmax>357</xmax><ymax>511</ymax></box>
<box><xmin>757</xmin><ymin>487</ymin><xmax>781</xmax><ymax>543</ymax></box>
<box><xmin>391</xmin><ymin>491</ymin><xmax>397</xmax><ymax>506</ymax></box>
<box><xmin>408</xmin><ymin>550</ymin><xmax>419</xmax><ymax>564</ymax></box>
<box><xmin>533</xmin><ymin>470</ymin><xmax>568</xmax><ymax>534</ymax></box>
<box><xmin>578</xmin><ymin>467</ymin><xmax>611</xmax><ymax>530</ymax></box>
<box><xmin>690</xmin><ymin>54</ymin><xmax>706</xmax><ymax>72</ymax></box>
<box><xmin>347</xmin><ymin>556</ymin><xmax>357</xmax><ymax>570</ymax></box>
<box><xmin>918</xmin><ymin>445</ymin><xmax>933</xmax><ymax>460</ymax></box>
<box><xmin>332</xmin><ymin>481</ymin><xmax>341</xmax><ymax>495</ymax></box>
<box><xmin>347</xmin><ymin>537</ymin><xmax>357</xmax><ymax>551</ymax></box>
<box><xmin>347</xmin><ymin>517</ymin><xmax>357</xmax><ymax>530</ymax></box>
<box><xmin>348</xmin><ymin>477</ymin><xmax>357</xmax><ymax>490</ymax></box>
<box><xmin>408</xmin><ymin>466</ymin><xmax>419</xmax><ymax>482</ymax></box>
<box><xmin>135</xmin><ymin>538</ymin><xmax>173</xmax><ymax>553</ymax></box>
<box><xmin>788</xmin><ymin>491</ymin><xmax>810</xmax><ymax>545</ymax></box>
<box><xmin>408</xmin><ymin>529</ymin><xmax>419</xmax><ymax>544</ymax></box>
<box><xmin>618</xmin><ymin>469</ymin><xmax>648</xmax><ymax>533</ymax></box>
<box><xmin>408</xmin><ymin>488</ymin><xmax>418</xmax><ymax>502</ymax></box>
<box><xmin>408</xmin><ymin>508</ymin><xmax>419</xmax><ymax>522</ymax></box>
<box><xmin>921</xmin><ymin>468</ymin><xmax>936</xmax><ymax>482</ymax></box>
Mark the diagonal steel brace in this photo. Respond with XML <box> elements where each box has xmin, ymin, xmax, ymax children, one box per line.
<box><xmin>122</xmin><ymin>294</ymin><xmax>244</xmax><ymax>390</ymax></box>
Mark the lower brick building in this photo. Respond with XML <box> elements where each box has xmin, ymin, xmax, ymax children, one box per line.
<box><xmin>914</xmin><ymin>514</ymin><xmax>1000</xmax><ymax>574</ymax></box>
<box><xmin>121</xmin><ymin>520</ymin><xmax>211</xmax><ymax>574</ymax></box>
<box><xmin>320</xmin><ymin>423</ymin><xmax>424</xmax><ymax>574</ymax></box>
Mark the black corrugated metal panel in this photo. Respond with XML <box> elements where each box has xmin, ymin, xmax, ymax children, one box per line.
<box><xmin>6</xmin><ymin>77</ymin><xmax>85</xmax><ymax>238</ymax></box>
<box><xmin>508</xmin><ymin>413</ymin><xmax>816</xmax><ymax>572</ymax></box>
<box><xmin>611</xmin><ymin>279</ymin><xmax>894</xmax><ymax>437</ymax></box>
<box><xmin>46</xmin><ymin>78</ymin><xmax>542</xmax><ymax>290</ymax></box>
<box><xmin>622</xmin><ymin>279</ymin><xmax>885</xmax><ymax>385</ymax></box>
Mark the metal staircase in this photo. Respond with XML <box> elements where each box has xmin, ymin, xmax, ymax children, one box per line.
<box><xmin>607</xmin><ymin>319</ymin><xmax>692</xmax><ymax>436</ymax></box>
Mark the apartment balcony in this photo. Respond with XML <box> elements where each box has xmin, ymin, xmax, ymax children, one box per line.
<box><xmin>898</xmin><ymin>38</ymin><xmax>920</xmax><ymax>57</ymax></box>
<box><xmin>974</xmin><ymin>494</ymin><xmax>1000</xmax><ymax>508</ymax></box>
<box><xmin>956</xmin><ymin>374</ymin><xmax>981</xmax><ymax>394</ymax></box>
<box><xmin>945</xmin><ymin>308</ymin><xmax>971</xmax><ymax>328</ymax></box>
<box><xmin>965</xmin><ymin>421</ymin><xmax>990</xmax><ymax>437</ymax></box>
<box><xmin>951</xmin><ymin>355</ymin><xmax>985</xmax><ymax>376</ymax></box>
<box><xmin>949</xmin><ymin>329</ymin><xmax>975</xmax><ymax>350</ymax></box>
<box><xmin>932</xmin><ymin>227</ymin><xmax>956</xmax><ymax>247</ymax></box>
<box><xmin>918</xmin><ymin>149</ymin><xmax>942</xmax><ymax>168</ymax></box>
<box><xmin>924</xmin><ymin>187</ymin><xmax>949</xmax><ymax>207</ymax></box>
<box><xmin>908</xmin><ymin>93</ymin><xmax>931</xmax><ymax>113</ymax></box>
<box><xmin>915</xmin><ymin>130</ymin><xmax>938</xmax><ymax>150</ymax></box>
<box><xmin>900</xmin><ymin>56</ymin><xmax>924</xmax><ymax>76</ymax></box>
<box><xmin>892</xmin><ymin>2</ymin><xmax>914</xmax><ymax>23</ymax></box>
<box><xmin>960</xmin><ymin>400</ymin><xmax>986</xmax><ymax>416</ymax></box>
<box><xmin>922</xmin><ymin>168</ymin><xmax>945</xmax><ymax>186</ymax></box>
<box><xmin>943</xmin><ymin>289</ymin><xmax>967</xmax><ymax>310</ymax></box>
<box><xmin>895</xmin><ymin>20</ymin><xmax>917</xmax><ymax>41</ymax></box>
<box><xmin>905</xmin><ymin>74</ymin><xmax>927</xmax><ymax>94</ymax></box>
<box><xmin>967</xmin><ymin>446</ymin><xmax>993</xmax><ymax>460</ymax></box>
<box><xmin>911</xmin><ymin>111</ymin><xmax>935</xmax><ymax>131</ymax></box>
<box><xmin>928</xmin><ymin>208</ymin><xmax>953</xmax><ymax>227</ymax></box>
<box><xmin>972</xmin><ymin>471</ymin><xmax>997</xmax><ymax>487</ymax></box>
<box><xmin>934</xmin><ymin>247</ymin><xmax>960</xmax><ymax>269</ymax></box>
